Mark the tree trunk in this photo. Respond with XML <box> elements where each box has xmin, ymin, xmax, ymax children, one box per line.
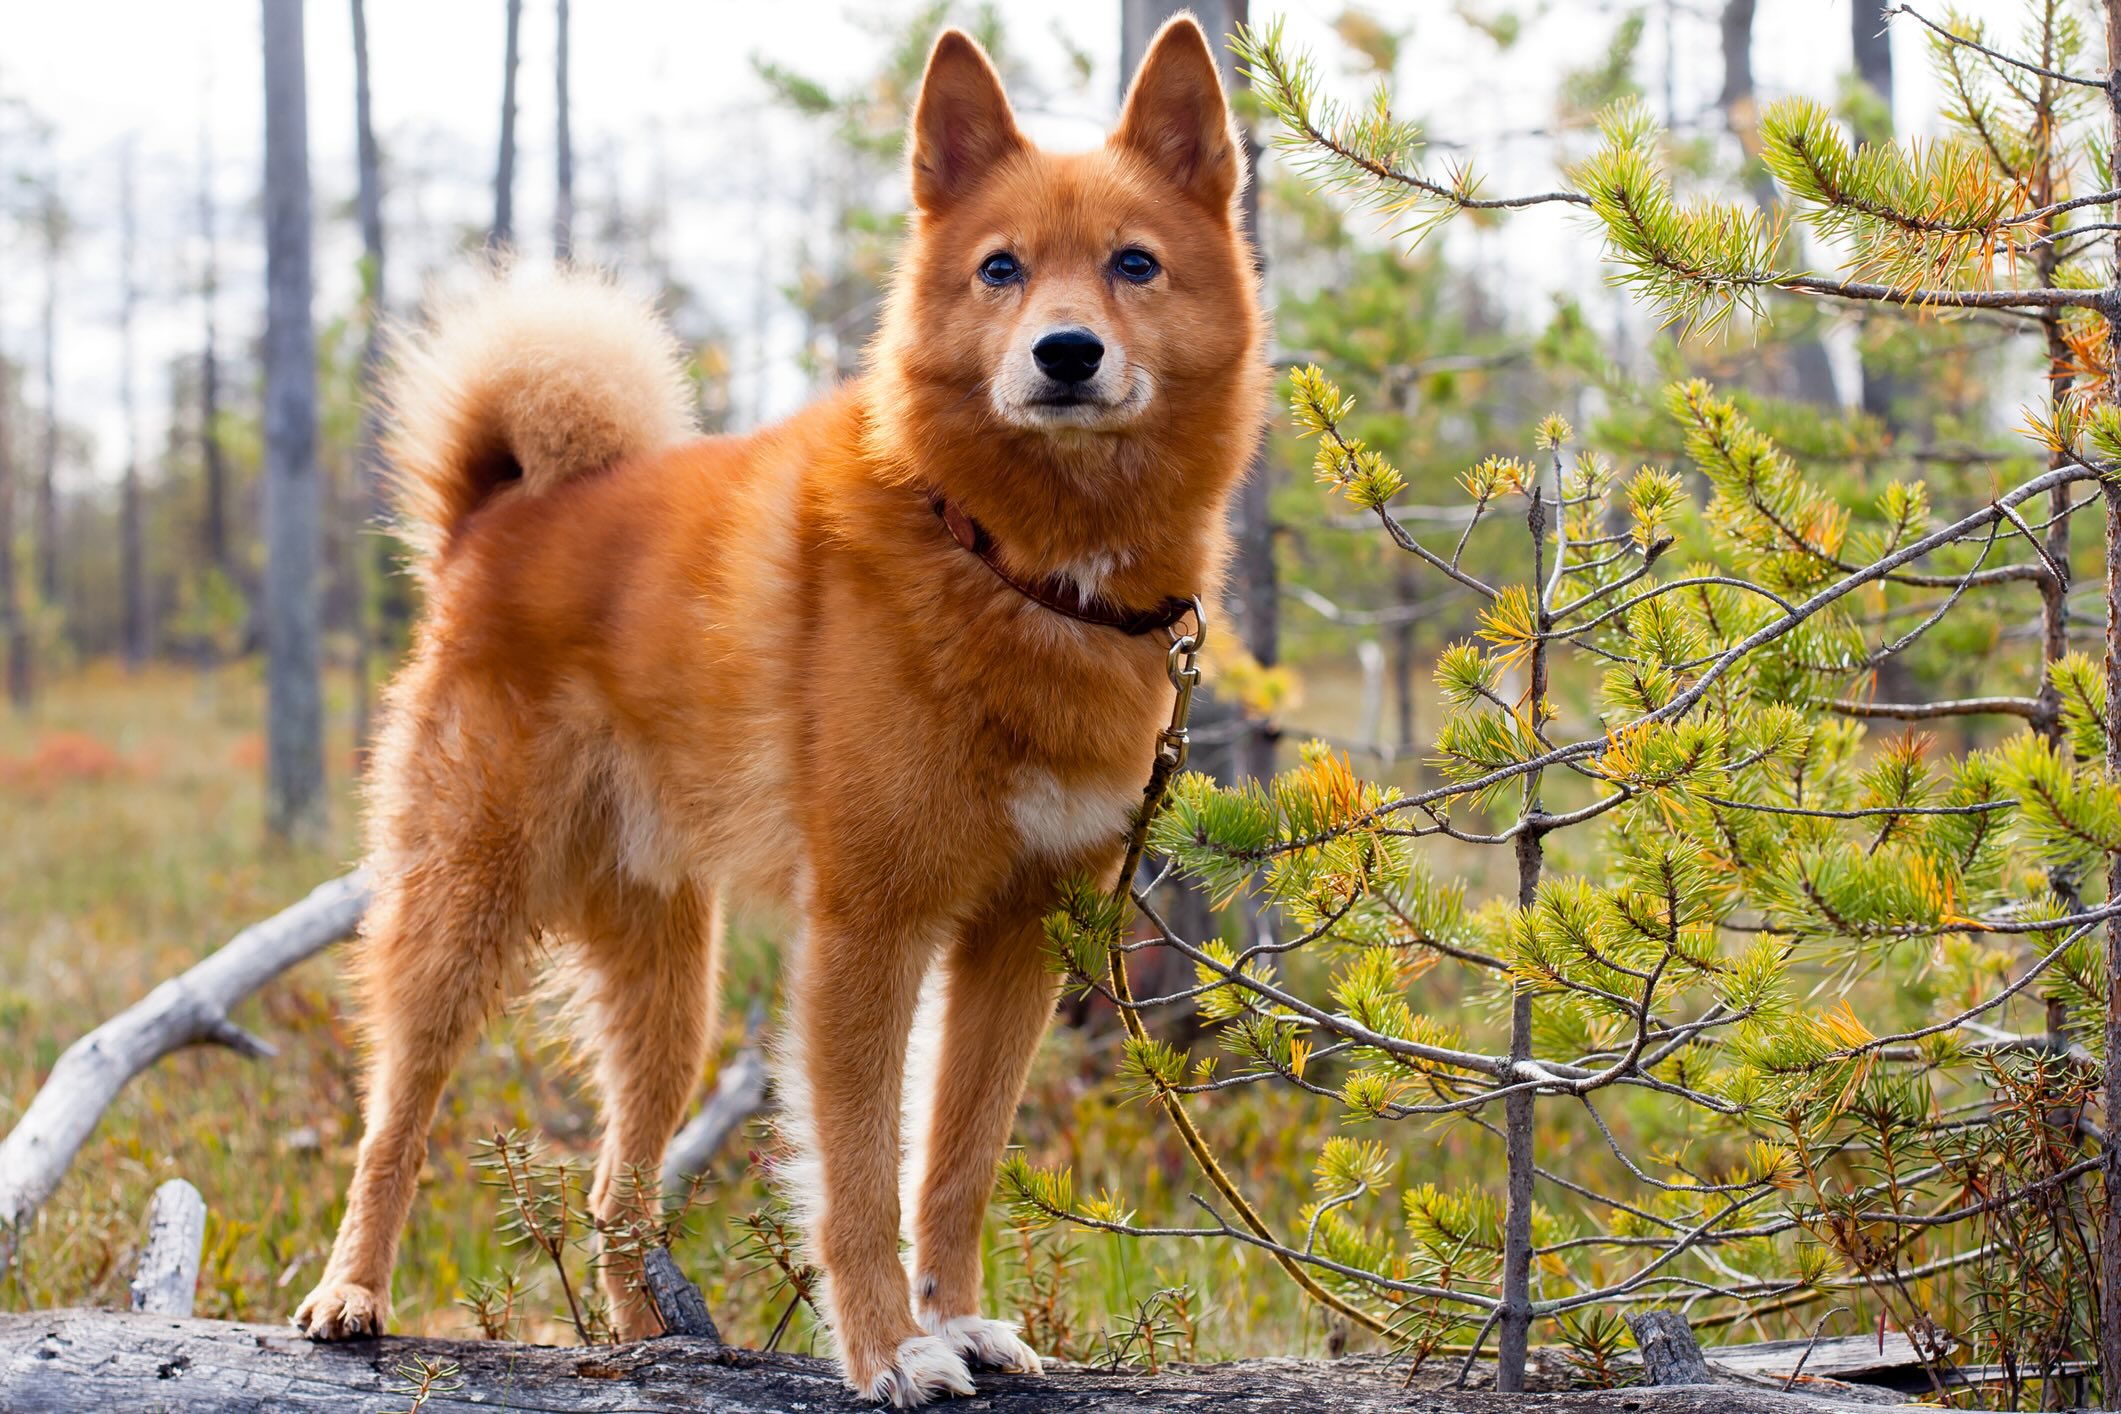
<box><xmin>262</xmin><ymin>0</ymin><xmax>328</xmax><ymax>846</ymax></box>
<box><xmin>2098</xmin><ymin>15</ymin><xmax>2121</xmax><ymax>1413</ymax></box>
<box><xmin>1122</xmin><ymin>0</ymin><xmax>1278</xmax><ymax>785</ymax></box>
<box><xmin>1715</xmin><ymin>0</ymin><xmax>1755</xmax><ymax>122</ymax></box>
<box><xmin>491</xmin><ymin>0</ymin><xmax>522</xmax><ymax>250</ymax></box>
<box><xmin>1850</xmin><ymin>0</ymin><xmax>1892</xmax><ymax>93</ymax></box>
<box><xmin>2106</xmin><ymin>478</ymin><xmax>2121</xmax><ymax>1407</ymax></box>
<box><xmin>554</xmin><ymin>0</ymin><xmax>573</xmax><ymax>263</ymax></box>
<box><xmin>1393</xmin><ymin>560</ymin><xmax>1419</xmax><ymax>750</ymax></box>
<box><xmin>0</xmin><ymin>270</ymin><xmax>27</xmax><ymax>709</ymax></box>
<box><xmin>118</xmin><ymin>142</ymin><xmax>147</xmax><ymax>670</ymax></box>
<box><xmin>36</xmin><ymin>186</ymin><xmax>60</xmax><ymax>614</ymax></box>
<box><xmin>199</xmin><ymin>119</ymin><xmax>230</xmax><ymax>580</ymax></box>
<box><xmin>1115</xmin><ymin>0</ymin><xmax>1274</xmax><ymax>1025</ymax></box>
<box><xmin>350</xmin><ymin>0</ymin><xmax>387</xmax><ymax>766</ymax></box>
<box><xmin>1494</xmin><ymin>490</ymin><xmax>1552</xmax><ymax>1394</ymax></box>
<box><xmin>1721</xmin><ymin>0</ymin><xmax>1840</xmax><ymax>407</ymax></box>
<box><xmin>1849</xmin><ymin>0</ymin><xmax>1903</xmax><ymax>427</ymax></box>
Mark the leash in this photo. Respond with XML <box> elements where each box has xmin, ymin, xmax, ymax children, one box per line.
<box><xmin>1118</xmin><ymin>602</ymin><xmax>1204</xmax><ymax>885</ymax></box>
<box><xmin>926</xmin><ymin>495</ymin><xmax>1395</xmax><ymax>1338</ymax></box>
<box><xmin>1098</xmin><ymin>599</ymin><xmax>1400</xmax><ymax>1341</ymax></box>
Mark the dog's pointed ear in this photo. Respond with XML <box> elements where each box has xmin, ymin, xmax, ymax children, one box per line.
<box><xmin>909</xmin><ymin>30</ymin><xmax>1024</xmax><ymax>213</ymax></box>
<box><xmin>1112</xmin><ymin>16</ymin><xmax>1242</xmax><ymax>212</ymax></box>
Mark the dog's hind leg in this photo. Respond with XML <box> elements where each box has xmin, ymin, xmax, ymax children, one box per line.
<box><xmin>906</xmin><ymin>879</ymin><xmax>1058</xmax><ymax>1373</ymax></box>
<box><xmin>295</xmin><ymin>858</ymin><xmax>528</xmax><ymax>1338</ymax></box>
<box><xmin>570</xmin><ymin>877</ymin><xmax>721</xmax><ymax>1339</ymax></box>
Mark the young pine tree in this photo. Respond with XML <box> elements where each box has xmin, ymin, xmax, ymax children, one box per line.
<box><xmin>1011</xmin><ymin>6</ymin><xmax>2121</xmax><ymax>1406</ymax></box>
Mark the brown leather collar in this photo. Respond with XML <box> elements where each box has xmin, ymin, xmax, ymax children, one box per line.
<box><xmin>927</xmin><ymin>493</ymin><xmax>1195</xmax><ymax>637</ymax></box>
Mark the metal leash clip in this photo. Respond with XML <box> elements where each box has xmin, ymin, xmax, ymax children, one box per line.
<box><xmin>1157</xmin><ymin>598</ymin><xmax>1207</xmax><ymax>772</ymax></box>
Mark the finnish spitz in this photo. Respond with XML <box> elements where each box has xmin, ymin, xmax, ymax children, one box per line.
<box><xmin>295</xmin><ymin>15</ymin><xmax>1264</xmax><ymax>1404</ymax></box>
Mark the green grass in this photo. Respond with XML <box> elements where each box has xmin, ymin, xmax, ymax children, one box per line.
<box><xmin>23</xmin><ymin>658</ymin><xmax>1979</xmax><ymax>1376</ymax></box>
<box><xmin>0</xmin><ymin>660</ymin><xmax>1388</xmax><ymax>1359</ymax></box>
<box><xmin>6</xmin><ymin>659</ymin><xmax>1994</xmax><ymax>1374</ymax></box>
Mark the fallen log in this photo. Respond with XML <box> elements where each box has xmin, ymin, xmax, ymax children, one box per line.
<box><xmin>0</xmin><ymin>871</ymin><xmax>370</xmax><ymax>1271</ymax></box>
<box><xmin>1702</xmin><ymin>1332</ymin><xmax>1961</xmax><ymax>1395</ymax></box>
<box><xmin>0</xmin><ymin>1308</ymin><xmax>1927</xmax><ymax>1413</ymax></box>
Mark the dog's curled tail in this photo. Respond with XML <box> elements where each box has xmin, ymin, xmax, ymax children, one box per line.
<box><xmin>384</xmin><ymin>273</ymin><xmax>696</xmax><ymax>557</ymax></box>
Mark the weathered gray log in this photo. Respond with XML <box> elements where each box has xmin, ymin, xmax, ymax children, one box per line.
<box><xmin>642</xmin><ymin>1247</ymin><xmax>721</xmax><ymax>1342</ymax></box>
<box><xmin>0</xmin><ymin>1309</ymin><xmax>1927</xmax><ymax>1413</ymax></box>
<box><xmin>0</xmin><ymin>871</ymin><xmax>369</xmax><ymax>1270</ymax></box>
<box><xmin>127</xmin><ymin>1180</ymin><xmax>206</xmax><ymax>1317</ymax></box>
<box><xmin>1703</xmin><ymin>1332</ymin><xmax>1959</xmax><ymax>1395</ymax></box>
<box><xmin>1630</xmin><ymin>1309</ymin><xmax>1714</xmax><ymax>1385</ymax></box>
<box><xmin>661</xmin><ymin>1041</ymin><xmax>768</xmax><ymax>1197</ymax></box>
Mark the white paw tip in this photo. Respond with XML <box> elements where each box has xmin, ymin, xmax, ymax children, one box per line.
<box><xmin>856</xmin><ymin>1333</ymin><xmax>977</xmax><ymax>1407</ymax></box>
<box><xmin>922</xmin><ymin>1312</ymin><xmax>1044</xmax><ymax>1375</ymax></box>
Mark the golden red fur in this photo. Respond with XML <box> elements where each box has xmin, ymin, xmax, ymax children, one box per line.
<box><xmin>294</xmin><ymin>16</ymin><xmax>1264</xmax><ymax>1405</ymax></box>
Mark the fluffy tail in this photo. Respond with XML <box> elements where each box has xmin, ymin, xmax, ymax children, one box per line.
<box><xmin>384</xmin><ymin>273</ymin><xmax>697</xmax><ymax>557</ymax></box>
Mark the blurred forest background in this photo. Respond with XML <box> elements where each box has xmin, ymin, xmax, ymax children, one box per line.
<box><xmin>0</xmin><ymin>0</ymin><xmax>2069</xmax><ymax>1374</ymax></box>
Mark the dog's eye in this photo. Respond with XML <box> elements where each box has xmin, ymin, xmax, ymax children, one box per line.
<box><xmin>978</xmin><ymin>252</ymin><xmax>1022</xmax><ymax>286</ymax></box>
<box><xmin>1112</xmin><ymin>248</ymin><xmax>1160</xmax><ymax>284</ymax></box>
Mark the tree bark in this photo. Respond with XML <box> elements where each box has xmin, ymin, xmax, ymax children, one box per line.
<box><xmin>1850</xmin><ymin>0</ymin><xmax>1892</xmax><ymax>94</ymax></box>
<box><xmin>0</xmin><ymin>1308</ymin><xmax>1911</xmax><ymax>1414</ymax></box>
<box><xmin>1122</xmin><ymin>0</ymin><xmax>1278</xmax><ymax>785</ymax></box>
<box><xmin>36</xmin><ymin>182</ymin><xmax>61</xmax><ymax>613</ymax></box>
<box><xmin>641</xmin><ymin>1248</ymin><xmax>720</xmax><ymax>1341</ymax></box>
<box><xmin>262</xmin><ymin>0</ymin><xmax>328</xmax><ymax>846</ymax></box>
<box><xmin>127</xmin><ymin>1180</ymin><xmax>206</xmax><ymax>1318</ymax></box>
<box><xmin>118</xmin><ymin>141</ymin><xmax>147</xmax><ymax>670</ymax></box>
<box><xmin>554</xmin><ymin>0</ymin><xmax>574</xmax><ymax>263</ymax></box>
<box><xmin>1494</xmin><ymin>489</ymin><xmax>1551</xmax><ymax>1394</ymax></box>
<box><xmin>0</xmin><ymin>872</ymin><xmax>368</xmax><ymax>1275</ymax></box>
<box><xmin>198</xmin><ymin>120</ymin><xmax>229</xmax><ymax>579</ymax></box>
<box><xmin>0</xmin><ymin>255</ymin><xmax>28</xmax><ymax>709</ymax></box>
<box><xmin>1393</xmin><ymin>560</ymin><xmax>1419</xmax><ymax>750</ymax></box>
<box><xmin>350</xmin><ymin>0</ymin><xmax>387</xmax><ymax>765</ymax></box>
<box><xmin>491</xmin><ymin>0</ymin><xmax>522</xmax><ymax>250</ymax></box>
<box><xmin>1721</xmin><ymin>0</ymin><xmax>1840</xmax><ymax>407</ymax></box>
<box><xmin>1629</xmin><ymin>1310</ymin><xmax>1714</xmax><ymax>1386</ymax></box>
<box><xmin>2104</xmin><ymin>475</ymin><xmax>2120</xmax><ymax>1409</ymax></box>
<box><xmin>1849</xmin><ymin>0</ymin><xmax>1904</xmax><ymax>427</ymax></box>
<box><xmin>2103</xmin><ymin>7</ymin><xmax>2121</xmax><ymax>1405</ymax></box>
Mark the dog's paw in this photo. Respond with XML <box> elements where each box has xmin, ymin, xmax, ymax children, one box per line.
<box><xmin>851</xmin><ymin>1333</ymin><xmax>977</xmax><ymax>1407</ymax></box>
<box><xmin>292</xmin><ymin>1280</ymin><xmax>389</xmax><ymax>1340</ymax></box>
<box><xmin>920</xmin><ymin>1311</ymin><xmax>1043</xmax><ymax>1375</ymax></box>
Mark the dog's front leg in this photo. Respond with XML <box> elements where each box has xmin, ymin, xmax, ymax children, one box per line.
<box><xmin>907</xmin><ymin>877</ymin><xmax>1062</xmax><ymax>1373</ymax></box>
<box><xmin>794</xmin><ymin>908</ymin><xmax>974</xmax><ymax>1407</ymax></box>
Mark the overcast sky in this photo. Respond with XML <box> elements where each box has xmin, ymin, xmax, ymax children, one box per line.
<box><xmin>0</xmin><ymin>1</ymin><xmax>2030</xmax><ymax>497</ymax></box>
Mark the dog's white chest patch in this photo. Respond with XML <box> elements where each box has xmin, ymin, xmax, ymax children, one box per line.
<box><xmin>1009</xmin><ymin>768</ymin><xmax>1139</xmax><ymax>861</ymax></box>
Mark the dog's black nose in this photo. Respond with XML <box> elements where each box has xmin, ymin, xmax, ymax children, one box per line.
<box><xmin>1032</xmin><ymin>328</ymin><xmax>1104</xmax><ymax>385</ymax></box>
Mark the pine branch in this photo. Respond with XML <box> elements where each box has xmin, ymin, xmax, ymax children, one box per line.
<box><xmin>1813</xmin><ymin>914</ymin><xmax>2104</xmax><ymax>1061</ymax></box>
<box><xmin>1245</xmin><ymin>462</ymin><xmax>2094</xmax><ymax>851</ymax></box>
<box><xmin>1891</xmin><ymin>4</ymin><xmax>2108</xmax><ymax>89</ymax></box>
<box><xmin>1821</xmin><ymin>695</ymin><xmax>2045</xmax><ymax>719</ymax></box>
<box><xmin>1232</xmin><ymin>19</ymin><xmax>1589</xmax><ymax>228</ymax></box>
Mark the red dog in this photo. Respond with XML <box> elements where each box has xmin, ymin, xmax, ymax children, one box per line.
<box><xmin>295</xmin><ymin>16</ymin><xmax>1263</xmax><ymax>1404</ymax></box>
